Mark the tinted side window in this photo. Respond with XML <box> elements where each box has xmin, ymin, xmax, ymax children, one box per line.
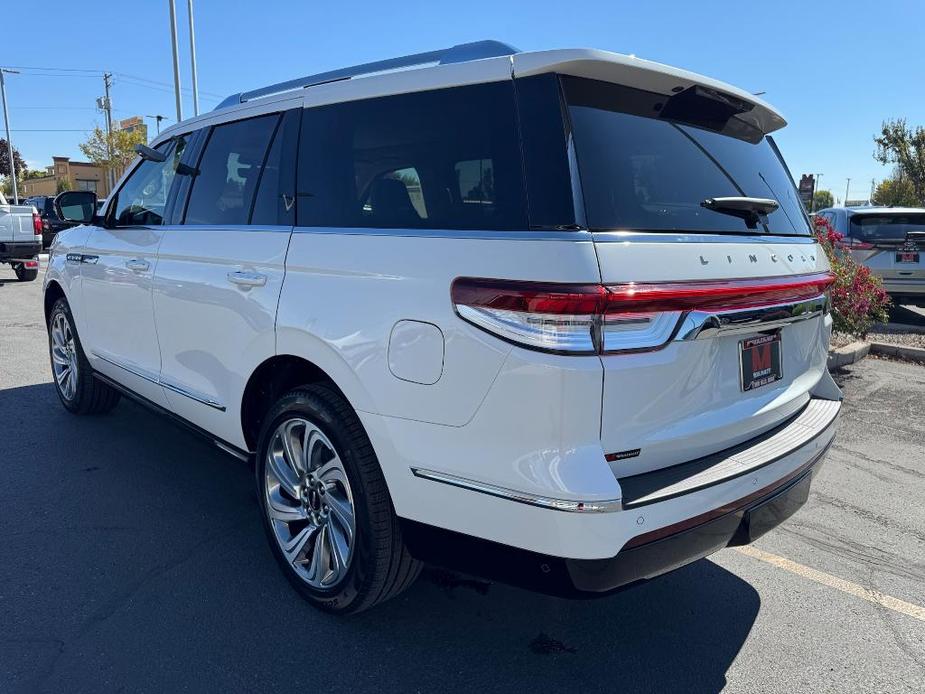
<box><xmin>111</xmin><ymin>137</ymin><xmax>186</xmax><ymax>227</ymax></box>
<box><xmin>297</xmin><ymin>82</ymin><xmax>527</xmax><ymax>230</ymax></box>
<box><xmin>185</xmin><ymin>114</ymin><xmax>279</xmax><ymax>225</ymax></box>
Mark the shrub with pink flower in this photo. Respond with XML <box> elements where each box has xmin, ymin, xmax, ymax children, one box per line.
<box><xmin>812</xmin><ymin>215</ymin><xmax>890</xmax><ymax>337</ymax></box>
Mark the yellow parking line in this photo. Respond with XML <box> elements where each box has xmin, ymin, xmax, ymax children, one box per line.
<box><xmin>734</xmin><ymin>545</ymin><xmax>925</xmax><ymax>622</ymax></box>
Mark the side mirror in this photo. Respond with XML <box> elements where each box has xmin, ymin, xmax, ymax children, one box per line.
<box><xmin>54</xmin><ymin>190</ymin><xmax>97</xmax><ymax>224</ymax></box>
<box><xmin>135</xmin><ymin>143</ymin><xmax>166</xmax><ymax>162</ymax></box>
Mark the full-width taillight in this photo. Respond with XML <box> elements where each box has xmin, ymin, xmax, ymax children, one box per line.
<box><xmin>452</xmin><ymin>272</ymin><xmax>835</xmax><ymax>355</ymax></box>
<box><xmin>32</xmin><ymin>213</ymin><xmax>43</xmax><ymax>237</ymax></box>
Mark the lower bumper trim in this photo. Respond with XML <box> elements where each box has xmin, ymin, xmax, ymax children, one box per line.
<box><xmin>401</xmin><ymin>444</ymin><xmax>829</xmax><ymax>598</ymax></box>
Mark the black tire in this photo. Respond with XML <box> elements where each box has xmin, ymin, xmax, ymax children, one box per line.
<box><xmin>255</xmin><ymin>384</ymin><xmax>421</xmax><ymax>614</ymax></box>
<box><xmin>13</xmin><ymin>262</ymin><xmax>38</xmax><ymax>282</ymax></box>
<box><xmin>48</xmin><ymin>298</ymin><xmax>121</xmax><ymax>415</ymax></box>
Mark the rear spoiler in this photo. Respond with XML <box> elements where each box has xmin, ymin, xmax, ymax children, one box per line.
<box><xmin>513</xmin><ymin>49</ymin><xmax>786</xmax><ymax>137</ymax></box>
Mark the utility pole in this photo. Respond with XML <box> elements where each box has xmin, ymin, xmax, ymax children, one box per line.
<box><xmin>168</xmin><ymin>0</ymin><xmax>183</xmax><ymax>122</ymax></box>
<box><xmin>844</xmin><ymin>178</ymin><xmax>851</xmax><ymax>207</ymax></box>
<box><xmin>188</xmin><ymin>0</ymin><xmax>200</xmax><ymax>116</ymax></box>
<box><xmin>102</xmin><ymin>72</ymin><xmax>115</xmax><ymax>193</ymax></box>
<box><xmin>0</xmin><ymin>68</ymin><xmax>20</xmax><ymax>202</ymax></box>
<box><xmin>814</xmin><ymin>173</ymin><xmax>823</xmax><ymax>210</ymax></box>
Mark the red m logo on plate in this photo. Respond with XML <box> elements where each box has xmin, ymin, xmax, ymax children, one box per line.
<box><xmin>751</xmin><ymin>344</ymin><xmax>772</xmax><ymax>372</ymax></box>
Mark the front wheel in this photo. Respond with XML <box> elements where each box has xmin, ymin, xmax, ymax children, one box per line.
<box><xmin>255</xmin><ymin>385</ymin><xmax>421</xmax><ymax>614</ymax></box>
<box><xmin>13</xmin><ymin>262</ymin><xmax>38</xmax><ymax>282</ymax></box>
<box><xmin>48</xmin><ymin>298</ymin><xmax>120</xmax><ymax>414</ymax></box>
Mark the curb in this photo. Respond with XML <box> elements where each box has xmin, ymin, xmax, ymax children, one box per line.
<box><xmin>827</xmin><ymin>341</ymin><xmax>869</xmax><ymax>370</ymax></box>
<box><xmin>868</xmin><ymin>341</ymin><xmax>925</xmax><ymax>364</ymax></box>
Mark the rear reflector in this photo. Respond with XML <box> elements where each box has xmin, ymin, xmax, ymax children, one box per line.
<box><xmin>24</xmin><ymin>260</ymin><xmax>38</xmax><ymax>269</ymax></box>
<box><xmin>452</xmin><ymin>272</ymin><xmax>834</xmax><ymax>355</ymax></box>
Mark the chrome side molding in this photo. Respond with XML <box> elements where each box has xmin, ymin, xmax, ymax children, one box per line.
<box><xmin>92</xmin><ymin>352</ymin><xmax>226</xmax><ymax>411</ymax></box>
<box><xmin>675</xmin><ymin>294</ymin><xmax>828</xmax><ymax>341</ymax></box>
<box><xmin>411</xmin><ymin>467</ymin><xmax>623</xmax><ymax>513</ymax></box>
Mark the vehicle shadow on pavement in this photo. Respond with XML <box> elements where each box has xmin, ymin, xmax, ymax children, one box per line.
<box><xmin>0</xmin><ymin>383</ymin><xmax>759</xmax><ymax>694</ymax></box>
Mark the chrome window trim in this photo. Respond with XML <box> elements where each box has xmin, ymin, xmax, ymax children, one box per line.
<box><xmin>591</xmin><ymin>231</ymin><xmax>818</xmax><ymax>244</ymax></box>
<box><xmin>291</xmin><ymin>226</ymin><xmax>591</xmax><ymax>241</ymax></box>
<box><xmin>410</xmin><ymin>467</ymin><xmax>622</xmax><ymax>513</ymax></box>
<box><xmin>158</xmin><ymin>224</ymin><xmax>294</xmax><ymax>233</ymax></box>
<box><xmin>92</xmin><ymin>352</ymin><xmax>226</xmax><ymax>411</ymax></box>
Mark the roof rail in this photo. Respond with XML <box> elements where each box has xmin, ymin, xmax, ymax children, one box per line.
<box><xmin>214</xmin><ymin>40</ymin><xmax>519</xmax><ymax>111</ymax></box>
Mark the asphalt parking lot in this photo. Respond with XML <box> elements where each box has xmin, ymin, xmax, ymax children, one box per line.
<box><xmin>1</xmin><ymin>264</ymin><xmax>923</xmax><ymax>693</ymax></box>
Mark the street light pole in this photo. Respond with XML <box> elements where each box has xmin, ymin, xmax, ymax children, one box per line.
<box><xmin>845</xmin><ymin>178</ymin><xmax>851</xmax><ymax>207</ymax></box>
<box><xmin>146</xmin><ymin>114</ymin><xmax>166</xmax><ymax>135</ymax></box>
<box><xmin>814</xmin><ymin>173</ymin><xmax>823</xmax><ymax>210</ymax></box>
<box><xmin>0</xmin><ymin>68</ymin><xmax>20</xmax><ymax>202</ymax></box>
<box><xmin>168</xmin><ymin>0</ymin><xmax>183</xmax><ymax>122</ymax></box>
<box><xmin>188</xmin><ymin>0</ymin><xmax>200</xmax><ymax>116</ymax></box>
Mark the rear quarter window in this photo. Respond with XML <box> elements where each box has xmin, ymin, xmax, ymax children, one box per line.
<box><xmin>296</xmin><ymin>81</ymin><xmax>527</xmax><ymax>230</ymax></box>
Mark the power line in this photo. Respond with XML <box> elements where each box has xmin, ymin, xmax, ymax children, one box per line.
<box><xmin>2</xmin><ymin>64</ymin><xmax>222</xmax><ymax>99</ymax></box>
<box><xmin>2</xmin><ymin>65</ymin><xmax>102</xmax><ymax>73</ymax></box>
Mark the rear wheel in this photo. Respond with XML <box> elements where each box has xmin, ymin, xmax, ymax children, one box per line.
<box><xmin>255</xmin><ymin>385</ymin><xmax>421</xmax><ymax>614</ymax></box>
<box><xmin>13</xmin><ymin>262</ymin><xmax>38</xmax><ymax>282</ymax></box>
<box><xmin>48</xmin><ymin>298</ymin><xmax>120</xmax><ymax>414</ymax></box>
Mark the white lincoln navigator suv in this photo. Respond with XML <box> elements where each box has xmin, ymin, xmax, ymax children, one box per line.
<box><xmin>45</xmin><ymin>41</ymin><xmax>841</xmax><ymax>613</ymax></box>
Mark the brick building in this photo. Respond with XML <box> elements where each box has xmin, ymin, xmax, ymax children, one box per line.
<box><xmin>20</xmin><ymin>157</ymin><xmax>111</xmax><ymax>198</ymax></box>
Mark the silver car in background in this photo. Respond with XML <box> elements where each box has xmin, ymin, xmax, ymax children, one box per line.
<box><xmin>817</xmin><ymin>206</ymin><xmax>925</xmax><ymax>306</ymax></box>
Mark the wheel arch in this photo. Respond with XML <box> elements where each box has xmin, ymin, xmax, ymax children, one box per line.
<box><xmin>43</xmin><ymin>279</ymin><xmax>66</xmax><ymax>324</ymax></box>
<box><xmin>241</xmin><ymin>354</ymin><xmax>361</xmax><ymax>452</ymax></box>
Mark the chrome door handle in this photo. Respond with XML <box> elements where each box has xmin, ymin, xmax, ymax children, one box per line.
<box><xmin>126</xmin><ymin>258</ymin><xmax>150</xmax><ymax>272</ymax></box>
<box><xmin>227</xmin><ymin>270</ymin><xmax>268</xmax><ymax>288</ymax></box>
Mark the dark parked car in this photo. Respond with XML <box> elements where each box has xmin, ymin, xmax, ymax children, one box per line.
<box><xmin>25</xmin><ymin>195</ymin><xmax>79</xmax><ymax>248</ymax></box>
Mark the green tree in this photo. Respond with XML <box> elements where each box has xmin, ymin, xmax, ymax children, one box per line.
<box><xmin>874</xmin><ymin>119</ymin><xmax>925</xmax><ymax>205</ymax></box>
<box><xmin>813</xmin><ymin>190</ymin><xmax>833</xmax><ymax>210</ymax></box>
<box><xmin>872</xmin><ymin>175</ymin><xmax>919</xmax><ymax>207</ymax></box>
<box><xmin>0</xmin><ymin>138</ymin><xmax>25</xmax><ymax>180</ymax></box>
<box><xmin>78</xmin><ymin>126</ymin><xmax>147</xmax><ymax>182</ymax></box>
<box><xmin>56</xmin><ymin>178</ymin><xmax>72</xmax><ymax>194</ymax></box>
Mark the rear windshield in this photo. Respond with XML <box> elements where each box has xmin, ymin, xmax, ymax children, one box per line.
<box><xmin>849</xmin><ymin>213</ymin><xmax>925</xmax><ymax>243</ymax></box>
<box><xmin>562</xmin><ymin>76</ymin><xmax>810</xmax><ymax>236</ymax></box>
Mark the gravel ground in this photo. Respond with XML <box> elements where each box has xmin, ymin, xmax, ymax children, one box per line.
<box><xmin>866</xmin><ymin>331</ymin><xmax>925</xmax><ymax>349</ymax></box>
<box><xmin>830</xmin><ymin>332</ymin><xmax>857</xmax><ymax>349</ymax></box>
<box><xmin>831</xmin><ymin>331</ymin><xmax>925</xmax><ymax>351</ymax></box>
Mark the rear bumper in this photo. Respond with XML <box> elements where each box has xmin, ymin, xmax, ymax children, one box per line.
<box><xmin>882</xmin><ymin>284</ymin><xmax>925</xmax><ymax>301</ymax></box>
<box><xmin>0</xmin><ymin>241</ymin><xmax>41</xmax><ymax>261</ymax></box>
<box><xmin>405</xmin><ymin>442</ymin><xmax>829</xmax><ymax>597</ymax></box>
<box><xmin>401</xmin><ymin>393</ymin><xmax>840</xmax><ymax>596</ymax></box>
<box><xmin>565</xmin><ymin>447</ymin><xmax>824</xmax><ymax>592</ymax></box>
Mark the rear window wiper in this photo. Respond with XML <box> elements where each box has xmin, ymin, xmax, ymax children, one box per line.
<box><xmin>701</xmin><ymin>196</ymin><xmax>779</xmax><ymax>230</ymax></box>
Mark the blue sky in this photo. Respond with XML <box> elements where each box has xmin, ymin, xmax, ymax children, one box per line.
<box><xmin>3</xmin><ymin>0</ymin><xmax>922</xmax><ymax>204</ymax></box>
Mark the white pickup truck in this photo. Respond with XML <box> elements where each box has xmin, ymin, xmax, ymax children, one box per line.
<box><xmin>0</xmin><ymin>191</ymin><xmax>42</xmax><ymax>281</ymax></box>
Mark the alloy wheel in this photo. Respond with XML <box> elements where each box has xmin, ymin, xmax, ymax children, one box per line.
<box><xmin>50</xmin><ymin>312</ymin><xmax>78</xmax><ymax>401</ymax></box>
<box><xmin>264</xmin><ymin>417</ymin><xmax>357</xmax><ymax>589</ymax></box>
